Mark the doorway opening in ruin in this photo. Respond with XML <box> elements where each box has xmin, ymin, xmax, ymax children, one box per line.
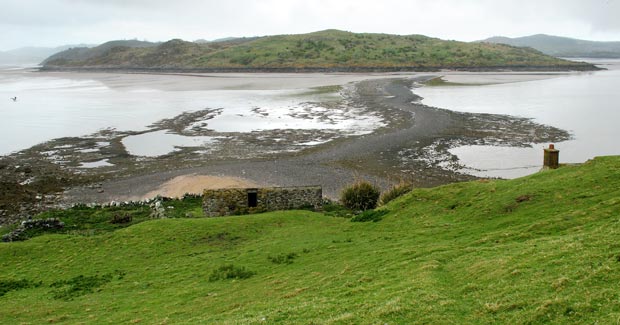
<box><xmin>248</xmin><ymin>191</ymin><xmax>258</xmax><ymax>207</ymax></box>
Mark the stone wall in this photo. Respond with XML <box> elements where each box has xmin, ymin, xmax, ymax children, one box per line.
<box><xmin>2</xmin><ymin>218</ymin><xmax>65</xmax><ymax>242</ymax></box>
<box><xmin>203</xmin><ymin>186</ymin><xmax>322</xmax><ymax>217</ymax></box>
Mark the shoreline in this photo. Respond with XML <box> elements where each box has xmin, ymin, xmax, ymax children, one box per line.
<box><xmin>1</xmin><ymin>73</ymin><xmax>573</xmax><ymax>225</ymax></box>
<box><xmin>14</xmin><ymin>68</ymin><xmax>576</xmax><ymax>92</ymax></box>
<box><xmin>61</xmin><ymin>77</ymin><xmax>569</xmax><ymax>203</ymax></box>
<box><xmin>39</xmin><ymin>63</ymin><xmax>601</xmax><ymax>73</ymax></box>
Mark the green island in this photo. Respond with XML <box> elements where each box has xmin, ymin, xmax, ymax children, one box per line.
<box><xmin>1</xmin><ymin>156</ymin><xmax>619</xmax><ymax>323</ymax></box>
<box><xmin>42</xmin><ymin>29</ymin><xmax>597</xmax><ymax>71</ymax></box>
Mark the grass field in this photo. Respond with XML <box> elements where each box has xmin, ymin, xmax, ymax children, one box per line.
<box><xmin>1</xmin><ymin>156</ymin><xmax>620</xmax><ymax>323</ymax></box>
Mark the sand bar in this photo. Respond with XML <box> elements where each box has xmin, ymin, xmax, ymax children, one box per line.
<box><xmin>138</xmin><ymin>174</ymin><xmax>259</xmax><ymax>199</ymax></box>
<box><xmin>7</xmin><ymin>69</ymin><xmax>575</xmax><ymax>91</ymax></box>
<box><xmin>434</xmin><ymin>71</ymin><xmax>574</xmax><ymax>84</ymax></box>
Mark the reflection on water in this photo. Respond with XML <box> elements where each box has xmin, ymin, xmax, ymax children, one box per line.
<box><xmin>448</xmin><ymin>145</ymin><xmax>542</xmax><ymax>179</ymax></box>
<box><xmin>187</xmin><ymin>101</ymin><xmax>380</xmax><ymax>134</ymax></box>
<box><xmin>416</xmin><ymin>60</ymin><xmax>620</xmax><ymax>178</ymax></box>
<box><xmin>79</xmin><ymin>159</ymin><xmax>114</xmax><ymax>168</ymax></box>
<box><xmin>0</xmin><ymin>69</ymin><xmax>381</xmax><ymax>155</ymax></box>
<box><xmin>122</xmin><ymin>130</ymin><xmax>219</xmax><ymax>157</ymax></box>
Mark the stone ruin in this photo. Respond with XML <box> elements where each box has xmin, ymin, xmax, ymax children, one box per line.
<box><xmin>203</xmin><ymin>186</ymin><xmax>322</xmax><ymax>217</ymax></box>
<box><xmin>2</xmin><ymin>218</ymin><xmax>65</xmax><ymax>242</ymax></box>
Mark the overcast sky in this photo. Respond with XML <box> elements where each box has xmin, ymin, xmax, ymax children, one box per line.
<box><xmin>1</xmin><ymin>0</ymin><xmax>620</xmax><ymax>51</ymax></box>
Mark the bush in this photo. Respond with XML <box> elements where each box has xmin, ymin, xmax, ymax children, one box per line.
<box><xmin>0</xmin><ymin>279</ymin><xmax>41</xmax><ymax>297</ymax></box>
<box><xmin>50</xmin><ymin>271</ymin><xmax>124</xmax><ymax>300</ymax></box>
<box><xmin>268</xmin><ymin>252</ymin><xmax>298</xmax><ymax>264</ymax></box>
<box><xmin>322</xmin><ymin>199</ymin><xmax>354</xmax><ymax>218</ymax></box>
<box><xmin>208</xmin><ymin>264</ymin><xmax>256</xmax><ymax>282</ymax></box>
<box><xmin>379</xmin><ymin>182</ymin><xmax>414</xmax><ymax>206</ymax></box>
<box><xmin>340</xmin><ymin>181</ymin><xmax>380</xmax><ymax>211</ymax></box>
<box><xmin>351</xmin><ymin>209</ymin><xmax>389</xmax><ymax>223</ymax></box>
<box><xmin>110</xmin><ymin>213</ymin><xmax>132</xmax><ymax>224</ymax></box>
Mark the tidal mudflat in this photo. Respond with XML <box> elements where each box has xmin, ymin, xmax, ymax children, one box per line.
<box><xmin>0</xmin><ymin>69</ymin><xmax>578</xmax><ymax>224</ymax></box>
<box><xmin>0</xmin><ymin>69</ymin><xmax>394</xmax><ymax>156</ymax></box>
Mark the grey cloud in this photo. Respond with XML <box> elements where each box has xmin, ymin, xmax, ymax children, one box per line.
<box><xmin>1</xmin><ymin>0</ymin><xmax>620</xmax><ymax>51</ymax></box>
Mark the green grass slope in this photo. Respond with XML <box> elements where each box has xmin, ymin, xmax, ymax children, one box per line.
<box><xmin>41</xmin><ymin>40</ymin><xmax>158</xmax><ymax>65</ymax></box>
<box><xmin>42</xmin><ymin>30</ymin><xmax>596</xmax><ymax>71</ymax></box>
<box><xmin>1</xmin><ymin>156</ymin><xmax>620</xmax><ymax>323</ymax></box>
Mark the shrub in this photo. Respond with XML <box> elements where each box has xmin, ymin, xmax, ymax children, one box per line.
<box><xmin>379</xmin><ymin>182</ymin><xmax>414</xmax><ymax>206</ymax></box>
<box><xmin>110</xmin><ymin>213</ymin><xmax>132</xmax><ymax>224</ymax></box>
<box><xmin>322</xmin><ymin>199</ymin><xmax>354</xmax><ymax>218</ymax></box>
<box><xmin>351</xmin><ymin>209</ymin><xmax>389</xmax><ymax>223</ymax></box>
<box><xmin>340</xmin><ymin>180</ymin><xmax>380</xmax><ymax>211</ymax></box>
<box><xmin>0</xmin><ymin>279</ymin><xmax>41</xmax><ymax>297</ymax></box>
<box><xmin>50</xmin><ymin>271</ymin><xmax>124</xmax><ymax>300</ymax></box>
<box><xmin>208</xmin><ymin>264</ymin><xmax>256</xmax><ymax>282</ymax></box>
<box><xmin>268</xmin><ymin>252</ymin><xmax>298</xmax><ymax>264</ymax></box>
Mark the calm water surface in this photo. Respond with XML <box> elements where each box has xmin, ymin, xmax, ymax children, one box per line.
<box><xmin>415</xmin><ymin>59</ymin><xmax>620</xmax><ymax>178</ymax></box>
<box><xmin>0</xmin><ymin>69</ymin><xmax>380</xmax><ymax>155</ymax></box>
<box><xmin>2</xmin><ymin>64</ymin><xmax>619</xmax><ymax>174</ymax></box>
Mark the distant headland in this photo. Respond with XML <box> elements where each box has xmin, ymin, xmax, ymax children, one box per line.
<box><xmin>40</xmin><ymin>30</ymin><xmax>598</xmax><ymax>72</ymax></box>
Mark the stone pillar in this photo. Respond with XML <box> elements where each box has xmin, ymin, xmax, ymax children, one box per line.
<box><xmin>543</xmin><ymin>144</ymin><xmax>559</xmax><ymax>169</ymax></box>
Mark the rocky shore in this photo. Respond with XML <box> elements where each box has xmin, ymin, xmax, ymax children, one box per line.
<box><xmin>0</xmin><ymin>76</ymin><xmax>570</xmax><ymax>226</ymax></box>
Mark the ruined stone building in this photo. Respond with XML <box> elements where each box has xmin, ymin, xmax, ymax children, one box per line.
<box><xmin>203</xmin><ymin>186</ymin><xmax>322</xmax><ymax>217</ymax></box>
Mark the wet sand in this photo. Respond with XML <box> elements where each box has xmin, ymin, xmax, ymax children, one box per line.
<box><xmin>63</xmin><ymin>76</ymin><xmax>569</xmax><ymax>203</ymax></box>
<box><xmin>435</xmin><ymin>71</ymin><xmax>573</xmax><ymax>84</ymax></box>
<box><xmin>13</xmin><ymin>69</ymin><xmax>567</xmax><ymax>91</ymax></box>
<box><xmin>16</xmin><ymin>69</ymin><xmax>418</xmax><ymax>91</ymax></box>
<box><xmin>138</xmin><ymin>175</ymin><xmax>258</xmax><ymax>199</ymax></box>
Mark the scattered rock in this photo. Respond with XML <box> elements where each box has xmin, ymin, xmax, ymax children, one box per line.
<box><xmin>516</xmin><ymin>195</ymin><xmax>533</xmax><ymax>203</ymax></box>
<box><xmin>2</xmin><ymin>218</ymin><xmax>65</xmax><ymax>242</ymax></box>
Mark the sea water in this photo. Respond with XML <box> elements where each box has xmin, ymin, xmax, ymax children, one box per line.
<box><xmin>0</xmin><ymin>69</ymin><xmax>381</xmax><ymax>156</ymax></box>
<box><xmin>415</xmin><ymin>59</ymin><xmax>620</xmax><ymax>178</ymax></box>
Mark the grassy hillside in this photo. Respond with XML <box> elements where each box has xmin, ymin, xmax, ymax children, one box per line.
<box><xmin>41</xmin><ymin>40</ymin><xmax>158</xmax><ymax>65</ymax></box>
<box><xmin>483</xmin><ymin>34</ymin><xmax>620</xmax><ymax>58</ymax></box>
<box><xmin>1</xmin><ymin>156</ymin><xmax>620</xmax><ymax>323</ymax></box>
<box><xmin>42</xmin><ymin>30</ymin><xmax>596</xmax><ymax>71</ymax></box>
